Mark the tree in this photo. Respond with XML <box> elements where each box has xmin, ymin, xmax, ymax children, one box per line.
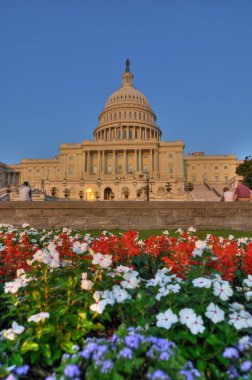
<box><xmin>236</xmin><ymin>156</ymin><xmax>252</xmax><ymax>189</ymax></box>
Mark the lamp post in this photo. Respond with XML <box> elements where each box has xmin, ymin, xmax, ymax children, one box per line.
<box><xmin>146</xmin><ymin>173</ymin><xmax>150</xmax><ymax>201</ymax></box>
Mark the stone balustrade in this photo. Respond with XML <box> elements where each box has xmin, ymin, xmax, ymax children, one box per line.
<box><xmin>0</xmin><ymin>201</ymin><xmax>251</xmax><ymax>231</ymax></box>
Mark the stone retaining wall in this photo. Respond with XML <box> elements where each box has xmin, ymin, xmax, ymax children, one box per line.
<box><xmin>0</xmin><ymin>201</ymin><xmax>251</xmax><ymax>230</ymax></box>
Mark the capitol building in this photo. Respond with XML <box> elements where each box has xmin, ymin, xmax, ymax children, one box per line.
<box><xmin>6</xmin><ymin>60</ymin><xmax>240</xmax><ymax>201</ymax></box>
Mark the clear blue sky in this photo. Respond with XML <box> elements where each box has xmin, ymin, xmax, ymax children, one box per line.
<box><xmin>0</xmin><ymin>0</ymin><xmax>251</xmax><ymax>164</ymax></box>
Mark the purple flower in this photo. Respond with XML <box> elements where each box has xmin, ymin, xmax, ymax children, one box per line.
<box><xmin>180</xmin><ymin>369</ymin><xmax>200</xmax><ymax>380</ymax></box>
<box><xmin>15</xmin><ymin>365</ymin><xmax>29</xmax><ymax>375</ymax></box>
<box><xmin>159</xmin><ymin>351</ymin><xmax>170</xmax><ymax>360</ymax></box>
<box><xmin>100</xmin><ymin>359</ymin><xmax>113</xmax><ymax>374</ymax></box>
<box><xmin>64</xmin><ymin>364</ymin><xmax>81</xmax><ymax>378</ymax></box>
<box><xmin>118</xmin><ymin>347</ymin><xmax>133</xmax><ymax>359</ymax></box>
<box><xmin>226</xmin><ymin>365</ymin><xmax>239</xmax><ymax>379</ymax></box>
<box><xmin>125</xmin><ymin>335</ymin><xmax>140</xmax><ymax>349</ymax></box>
<box><xmin>223</xmin><ymin>347</ymin><xmax>239</xmax><ymax>359</ymax></box>
<box><xmin>80</xmin><ymin>342</ymin><xmax>99</xmax><ymax>359</ymax></box>
<box><xmin>147</xmin><ymin>369</ymin><xmax>171</xmax><ymax>380</ymax></box>
<box><xmin>240</xmin><ymin>360</ymin><xmax>252</xmax><ymax>372</ymax></box>
<box><xmin>45</xmin><ymin>377</ymin><xmax>56</xmax><ymax>380</ymax></box>
<box><xmin>5</xmin><ymin>375</ymin><xmax>17</xmax><ymax>380</ymax></box>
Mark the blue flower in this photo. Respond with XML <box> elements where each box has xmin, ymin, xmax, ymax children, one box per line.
<box><xmin>125</xmin><ymin>335</ymin><xmax>140</xmax><ymax>349</ymax></box>
<box><xmin>147</xmin><ymin>369</ymin><xmax>171</xmax><ymax>380</ymax></box>
<box><xmin>64</xmin><ymin>364</ymin><xmax>81</xmax><ymax>378</ymax></box>
<box><xmin>223</xmin><ymin>347</ymin><xmax>239</xmax><ymax>359</ymax></box>
<box><xmin>118</xmin><ymin>347</ymin><xmax>133</xmax><ymax>359</ymax></box>
<box><xmin>100</xmin><ymin>359</ymin><xmax>113</xmax><ymax>374</ymax></box>
<box><xmin>240</xmin><ymin>360</ymin><xmax>252</xmax><ymax>372</ymax></box>
<box><xmin>15</xmin><ymin>364</ymin><xmax>29</xmax><ymax>375</ymax></box>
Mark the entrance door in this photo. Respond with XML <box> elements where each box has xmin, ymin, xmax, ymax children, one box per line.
<box><xmin>104</xmin><ymin>187</ymin><xmax>112</xmax><ymax>200</ymax></box>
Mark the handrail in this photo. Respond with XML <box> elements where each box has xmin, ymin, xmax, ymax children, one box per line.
<box><xmin>211</xmin><ymin>186</ymin><xmax>222</xmax><ymax>198</ymax></box>
<box><xmin>203</xmin><ymin>181</ymin><xmax>211</xmax><ymax>191</ymax></box>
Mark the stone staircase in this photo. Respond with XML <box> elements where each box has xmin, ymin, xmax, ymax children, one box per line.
<box><xmin>192</xmin><ymin>184</ymin><xmax>221</xmax><ymax>201</ymax></box>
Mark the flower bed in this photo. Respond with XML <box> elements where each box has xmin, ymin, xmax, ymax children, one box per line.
<box><xmin>0</xmin><ymin>224</ymin><xmax>252</xmax><ymax>379</ymax></box>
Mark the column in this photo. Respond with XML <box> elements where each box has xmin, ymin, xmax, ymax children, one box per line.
<box><xmin>102</xmin><ymin>150</ymin><xmax>105</xmax><ymax>174</ymax></box>
<box><xmin>138</xmin><ymin>150</ymin><xmax>142</xmax><ymax>173</ymax></box>
<box><xmin>124</xmin><ymin>150</ymin><xmax>127</xmax><ymax>174</ymax></box>
<box><xmin>83</xmin><ymin>151</ymin><xmax>86</xmax><ymax>174</ymax></box>
<box><xmin>87</xmin><ymin>152</ymin><xmax>90</xmax><ymax>175</ymax></box>
<box><xmin>135</xmin><ymin>150</ymin><xmax>137</xmax><ymax>172</ymax></box>
<box><xmin>112</xmin><ymin>151</ymin><xmax>115</xmax><ymax>174</ymax></box>
<box><xmin>98</xmin><ymin>150</ymin><xmax>101</xmax><ymax>173</ymax></box>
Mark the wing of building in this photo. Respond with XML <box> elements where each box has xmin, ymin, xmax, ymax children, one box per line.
<box><xmin>6</xmin><ymin>61</ymin><xmax>241</xmax><ymax>200</ymax></box>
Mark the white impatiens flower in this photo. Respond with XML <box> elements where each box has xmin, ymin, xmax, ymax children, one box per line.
<box><xmin>115</xmin><ymin>265</ymin><xmax>132</xmax><ymax>274</ymax></box>
<box><xmin>72</xmin><ymin>241</ymin><xmax>89</xmax><ymax>254</ymax></box>
<box><xmin>228</xmin><ymin>235</ymin><xmax>234</xmax><ymax>240</ymax></box>
<box><xmin>4</xmin><ymin>278</ymin><xmax>25</xmax><ymax>294</ymax></box>
<box><xmin>112</xmin><ymin>285</ymin><xmax>131</xmax><ymax>303</ymax></box>
<box><xmin>179</xmin><ymin>308</ymin><xmax>197</xmax><ymax>327</ymax></box>
<box><xmin>0</xmin><ymin>321</ymin><xmax>25</xmax><ymax>341</ymax></box>
<box><xmin>192</xmin><ymin>277</ymin><xmax>212</xmax><ymax>289</ymax></box>
<box><xmin>121</xmin><ymin>271</ymin><xmax>140</xmax><ymax>289</ymax></box>
<box><xmin>188</xmin><ymin>227</ymin><xmax>196</xmax><ymax>233</ymax></box>
<box><xmin>188</xmin><ymin>315</ymin><xmax>205</xmax><ymax>335</ymax></box>
<box><xmin>31</xmin><ymin>245</ymin><xmax>60</xmax><ymax>269</ymax></box>
<box><xmin>22</xmin><ymin>223</ymin><xmax>30</xmax><ymax>228</ymax></box>
<box><xmin>81</xmin><ymin>273</ymin><xmax>94</xmax><ymax>290</ymax></box>
<box><xmin>90</xmin><ymin>291</ymin><xmax>108</xmax><ymax>314</ymax></box>
<box><xmin>195</xmin><ymin>240</ymin><xmax>207</xmax><ymax>250</ymax></box>
<box><xmin>92</xmin><ymin>253</ymin><xmax>112</xmax><ymax>268</ymax></box>
<box><xmin>213</xmin><ymin>281</ymin><xmax>233</xmax><ymax>301</ymax></box>
<box><xmin>245</xmin><ymin>291</ymin><xmax>252</xmax><ymax>301</ymax></box>
<box><xmin>28</xmin><ymin>312</ymin><xmax>50</xmax><ymax>323</ymax></box>
<box><xmin>205</xmin><ymin>303</ymin><xmax>225</xmax><ymax>324</ymax></box>
<box><xmin>228</xmin><ymin>312</ymin><xmax>250</xmax><ymax>330</ymax></box>
<box><xmin>156</xmin><ymin>309</ymin><xmax>178</xmax><ymax>329</ymax></box>
<box><xmin>243</xmin><ymin>275</ymin><xmax>252</xmax><ymax>288</ymax></box>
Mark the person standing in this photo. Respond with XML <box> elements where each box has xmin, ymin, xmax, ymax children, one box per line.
<box><xmin>220</xmin><ymin>187</ymin><xmax>234</xmax><ymax>202</ymax></box>
<box><xmin>233</xmin><ymin>180</ymin><xmax>251</xmax><ymax>202</ymax></box>
<box><xmin>19</xmin><ymin>181</ymin><xmax>32</xmax><ymax>201</ymax></box>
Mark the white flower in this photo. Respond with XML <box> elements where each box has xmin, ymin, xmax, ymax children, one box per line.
<box><xmin>22</xmin><ymin>223</ymin><xmax>30</xmax><ymax>228</ymax></box>
<box><xmin>0</xmin><ymin>321</ymin><xmax>25</xmax><ymax>341</ymax></box>
<box><xmin>112</xmin><ymin>285</ymin><xmax>131</xmax><ymax>303</ymax></box>
<box><xmin>115</xmin><ymin>265</ymin><xmax>132</xmax><ymax>274</ymax></box>
<box><xmin>81</xmin><ymin>273</ymin><xmax>93</xmax><ymax>290</ymax></box>
<box><xmin>205</xmin><ymin>303</ymin><xmax>225</xmax><ymax>324</ymax></box>
<box><xmin>176</xmin><ymin>228</ymin><xmax>183</xmax><ymax>234</ymax></box>
<box><xmin>245</xmin><ymin>291</ymin><xmax>252</xmax><ymax>301</ymax></box>
<box><xmin>121</xmin><ymin>272</ymin><xmax>140</xmax><ymax>289</ymax></box>
<box><xmin>100</xmin><ymin>290</ymin><xmax>115</xmax><ymax>305</ymax></box>
<box><xmin>188</xmin><ymin>227</ymin><xmax>196</xmax><ymax>233</ymax></box>
<box><xmin>243</xmin><ymin>275</ymin><xmax>252</xmax><ymax>288</ymax></box>
<box><xmin>228</xmin><ymin>235</ymin><xmax>234</xmax><ymax>240</ymax></box>
<box><xmin>213</xmin><ymin>281</ymin><xmax>233</xmax><ymax>301</ymax></box>
<box><xmin>193</xmin><ymin>277</ymin><xmax>212</xmax><ymax>288</ymax></box>
<box><xmin>195</xmin><ymin>240</ymin><xmax>207</xmax><ymax>249</ymax></box>
<box><xmin>11</xmin><ymin>321</ymin><xmax>25</xmax><ymax>335</ymax></box>
<box><xmin>156</xmin><ymin>309</ymin><xmax>178</xmax><ymax>329</ymax></box>
<box><xmin>92</xmin><ymin>253</ymin><xmax>112</xmax><ymax>268</ymax></box>
<box><xmin>90</xmin><ymin>291</ymin><xmax>108</xmax><ymax>314</ymax></box>
<box><xmin>228</xmin><ymin>312</ymin><xmax>250</xmax><ymax>330</ymax></box>
<box><xmin>229</xmin><ymin>302</ymin><xmax>245</xmax><ymax>311</ymax></box>
<box><xmin>188</xmin><ymin>315</ymin><xmax>205</xmax><ymax>335</ymax></box>
<box><xmin>47</xmin><ymin>243</ymin><xmax>61</xmax><ymax>268</ymax></box>
<box><xmin>4</xmin><ymin>278</ymin><xmax>24</xmax><ymax>294</ymax></box>
<box><xmin>179</xmin><ymin>308</ymin><xmax>197</xmax><ymax>327</ymax></box>
<box><xmin>28</xmin><ymin>312</ymin><xmax>50</xmax><ymax>323</ymax></box>
<box><xmin>72</xmin><ymin>241</ymin><xmax>89</xmax><ymax>254</ymax></box>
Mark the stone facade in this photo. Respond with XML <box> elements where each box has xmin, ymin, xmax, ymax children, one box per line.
<box><xmin>0</xmin><ymin>201</ymin><xmax>251</xmax><ymax>231</ymax></box>
<box><xmin>7</xmin><ymin>61</ymin><xmax>241</xmax><ymax>200</ymax></box>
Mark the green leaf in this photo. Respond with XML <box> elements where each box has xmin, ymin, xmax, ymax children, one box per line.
<box><xmin>196</xmin><ymin>359</ymin><xmax>206</xmax><ymax>372</ymax></box>
<box><xmin>20</xmin><ymin>340</ymin><xmax>39</xmax><ymax>354</ymax></box>
<box><xmin>10</xmin><ymin>353</ymin><xmax>23</xmax><ymax>366</ymax></box>
<box><xmin>206</xmin><ymin>334</ymin><xmax>224</xmax><ymax>348</ymax></box>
